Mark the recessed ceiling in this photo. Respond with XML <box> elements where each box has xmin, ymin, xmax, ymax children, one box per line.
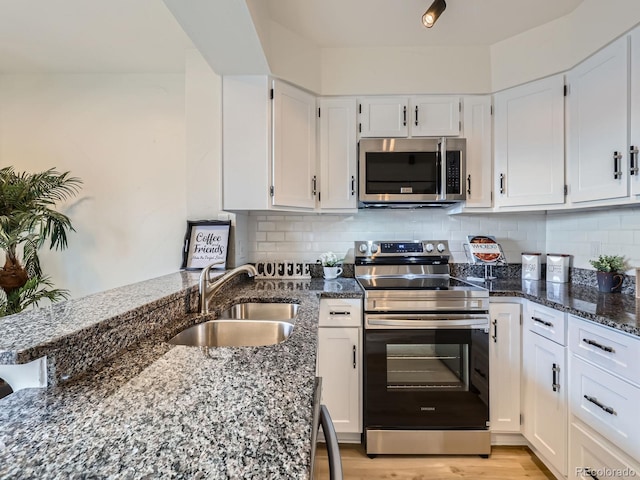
<box><xmin>0</xmin><ymin>0</ymin><xmax>194</xmax><ymax>73</ymax></box>
<box><xmin>266</xmin><ymin>0</ymin><xmax>585</xmax><ymax>48</ymax></box>
<box><xmin>0</xmin><ymin>0</ymin><xmax>585</xmax><ymax>74</ymax></box>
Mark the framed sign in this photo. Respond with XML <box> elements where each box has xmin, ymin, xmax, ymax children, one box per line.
<box><xmin>181</xmin><ymin>220</ymin><xmax>231</xmax><ymax>270</ymax></box>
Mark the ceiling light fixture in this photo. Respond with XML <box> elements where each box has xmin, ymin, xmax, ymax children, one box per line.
<box><xmin>422</xmin><ymin>0</ymin><xmax>446</xmax><ymax>28</ymax></box>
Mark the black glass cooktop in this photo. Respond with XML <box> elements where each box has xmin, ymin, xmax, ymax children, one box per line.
<box><xmin>356</xmin><ymin>276</ymin><xmax>487</xmax><ymax>291</ymax></box>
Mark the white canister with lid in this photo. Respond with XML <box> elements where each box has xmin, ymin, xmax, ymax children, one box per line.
<box><xmin>521</xmin><ymin>253</ymin><xmax>542</xmax><ymax>280</ymax></box>
<box><xmin>546</xmin><ymin>254</ymin><xmax>571</xmax><ymax>283</ymax></box>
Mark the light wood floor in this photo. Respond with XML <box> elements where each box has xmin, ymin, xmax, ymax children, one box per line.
<box><xmin>314</xmin><ymin>444</ymin><xmax>556</xmax><ymax>480</ymax></box>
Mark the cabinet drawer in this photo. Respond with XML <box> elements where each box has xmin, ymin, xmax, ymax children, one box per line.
<box><xmin>569</xmin><ymin>315</ymin><xmax>640</xmax><ymax>386</ymax></box>
<box><xmin>319</xmin><ymin>298</ymin><xmax>362</xmax><ymax>327</ymax></box>
<box><xmin>526</xmin><ymin>302</ymin><xmax>567</xmax><ymax>346</ymax></box>
<box><xmin>569</xmin><ymin>420</ymin><xmax>640</xmax><ymax>480</ymax></box>
<box><xmin>569</xmin><ymin>355</ymin><xmax>640</xmax><ymax>461</ymax></box>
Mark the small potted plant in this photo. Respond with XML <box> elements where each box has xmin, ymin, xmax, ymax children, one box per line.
<box><xmin>319</xmin><ymin>251</ymin><xmax>343</xmax><ymax>280</ymax></box>
<box><xmin>589</xmin><ymin>254</ymin><xmax>625</xmax><ymax>293</ymax></box>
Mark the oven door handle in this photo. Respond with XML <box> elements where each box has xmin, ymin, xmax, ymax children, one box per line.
<box><xmin>366</xmin><ymin>316</ymin><xmax>489</xmax><ymax>329</ymax></box>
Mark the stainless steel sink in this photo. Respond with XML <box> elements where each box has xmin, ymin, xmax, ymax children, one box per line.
<box><xmin>218</xmin><ymin>302</ymin><xmax>299</xmax><ymax>321</ymax></box>
<box><xmin>169</xmin><ymin>302</ymin><xmax>299</xmax><ymax>347</ymax></box>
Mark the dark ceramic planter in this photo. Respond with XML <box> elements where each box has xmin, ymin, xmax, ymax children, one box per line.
<box><xmin>596</xmin><ymin>271</ymin><xmax>624</xmax><ymax>293</ymax></box>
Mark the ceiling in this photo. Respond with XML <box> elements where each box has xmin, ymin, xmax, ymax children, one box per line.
<box><xmin>0</xmin><ymin>0</ymin><xmax>584</xmax><ymax>73</ymax></box>
<box><xmin>266</xmin><ymin>0</ymin><xmax>585</xmax><ymax>48</ymax></box>
<box><xmin>0</xmin><ymin>0</ymin><xmax>194</xmax><ymax>73</ymax></box>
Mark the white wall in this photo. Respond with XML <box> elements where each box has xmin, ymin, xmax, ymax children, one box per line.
<box><xmin>0</xmin><ymin>73</ymin><xmax>187</xmax><ymax>298</ymax></box>
<box><xmin>546</xmin><ymin>207</ymin><xmax>640</xmax><ymax>274</ymax></box>
<box><xmin>491</xmin><ymin>0</ymin><xmax>640</xmax><ymax>91</ymax></box>
<box><xmin>185</xmin><ymin>49</ymin><xmax>222</xmax><ymax>217</ymax></box>
<box><xmin>245</xmin><ymin>210</ymin><xmax>546</xmax><ymax>265</ymax></box>
<box><xmin>320</xmin><ymin>46</ymin><xmax>492</xmax><ymax>95</ymax></box>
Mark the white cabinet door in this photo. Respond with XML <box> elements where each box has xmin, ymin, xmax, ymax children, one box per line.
<box><xmin>489</xmin><ymin>302</ymin><xmax>521</xmax><ymax>433</ymax></box>
<box><xmin>494</xmin><ymin>74</ymin><xmax>565</xmax><ymax>207</ymax></box>
<box><xmin>222</xmin><ymin>75</ymin><xmax>272</xmax><ymax>210</ymax></box>
<box><xmin>567</xmin><ymin>36</ymin><xmax>629</xmax><ymax>203</ymax></box>
<box><xmin>272</xmin><ymin>79</ymin><xmax>317</xmax><ymax>209</ymax></box>
<box><xmin>630</xmin><ymin>27</ymin><xmax>640</xmax><ymax>196</ymax></box>
<box><xmin>569</xmin><ymin>420</ymin><xmax>640</xmax><ymax>480</ymax></box>
<box><xmin>359</xmin><ymin>97</ymin><xmax>409</xmax><ymax>137</ymax></box>
<box><xmin>411</xmin><ymin>96</ymin><xmax>461</xmax><ymax>137</ymax></box>
<box><xmin>317</xmin><ymin>327</ymin><xmax>361</xmax><ymax>435</ymax></box>
<box><xmin>522</xmin><ymin>329</ymin><xmax>567</xmax><ymax>475</ymax></box>
<box><xmin>318</xmin><ymin>98</ymin><xmax>358</xmax><ymax>211</ymax></box>
<box><xmin>462</xmin><ymin>95</ymin><xmax>493</xmax><ymax>207</ymax></box>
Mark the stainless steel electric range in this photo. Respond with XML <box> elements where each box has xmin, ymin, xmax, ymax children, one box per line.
<box><xmin>354</xmin><ymin>240</ymin><xmax>491</xmax><ymax>457</ymax></box>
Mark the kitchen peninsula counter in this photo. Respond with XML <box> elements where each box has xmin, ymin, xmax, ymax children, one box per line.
<box><xmin>0</xmin><ymin>274</ymin><xmax>363</xmax><ymax>480</ymax></box>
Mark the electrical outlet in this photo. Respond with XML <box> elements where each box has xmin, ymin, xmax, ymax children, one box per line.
<box><xmin>590</xmin><ymin>241</ymin><xmax>601</xmax><ymax>257</ymax></box>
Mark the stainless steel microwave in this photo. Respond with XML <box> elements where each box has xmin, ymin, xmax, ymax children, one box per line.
<box><xmin>358</xmin><ymin>137</ymin><xmax>466</xmax><ymax>207</ymax></box>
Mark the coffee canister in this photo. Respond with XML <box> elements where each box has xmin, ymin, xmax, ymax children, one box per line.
<box><xmin>546</xmin><ymin>254</ymin><xmax>571</xmax><ymax>283</ymax></box>
<box><xmin>521</xmin><ymin>253</ymin><xmax>542</xmax><ymax>280</ymax></box>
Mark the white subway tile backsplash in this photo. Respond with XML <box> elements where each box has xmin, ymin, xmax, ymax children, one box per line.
<box><xmin>245</xmin><ymin>210</ymin><xmax>546</xmax><ymax>265</ymax></box>
<box><xmin>239</xmin><ymin>207</ymin><xmax>640</xmax><ymax>273</ymax></box>
<box><xmin>266</xmin><ymin>232</ymin><xmax>285</xmax><ymax>242</ymax></box>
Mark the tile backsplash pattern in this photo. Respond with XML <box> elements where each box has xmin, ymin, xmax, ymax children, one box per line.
<box><xmin>246</xmin><ymin>209</ymin><xmax>547</xmax><ymax>265</ymax></box>
<box><xmin>546</xmin><ymin>206</ymin><xmax>640</xmax><ymax>273</ymax></box>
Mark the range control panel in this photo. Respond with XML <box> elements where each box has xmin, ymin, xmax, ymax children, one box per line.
<box><xmin>355</xmin><ymin>240</ymin><xmax>451</xmax><ymax>258</ymax></box>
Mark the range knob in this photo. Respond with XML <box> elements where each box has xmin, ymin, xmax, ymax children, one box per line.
<box><xmin>425</xmin><ymin>243</ymin><xmax>434</xmax><ymax>253</ymax></box>
<box><xmin>437</xmin><ymin>243</ymin><xmax>447</xmax><ymax>253</ymax></box>
<box><xmin>370</xmin><ymin>243</ymin><xmax>379</xmax><ymax>253</ymax></box>
<box><xmin>358</xmin><ymin>243</ymin><xmax>369</xmax><ymax>253</ymax></box>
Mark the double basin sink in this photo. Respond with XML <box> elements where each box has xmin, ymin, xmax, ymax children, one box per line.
<box><xmin>169</xmin><ymin>302</ymin><xmax>299</xmax><ymax>348</ymax></box>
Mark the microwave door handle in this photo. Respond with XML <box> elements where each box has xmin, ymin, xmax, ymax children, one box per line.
<box><xmin>437</xmin><ymin>139</ymin><xmax>445</xmax><ymax>199</ymax></box>
<box><xmin>436</xmin><ymin>151</ymin><xmax>442</xmax><ymax>197</ymax></box>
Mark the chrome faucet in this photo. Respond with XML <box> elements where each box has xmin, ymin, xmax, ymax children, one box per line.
<box><xmin>199</xmin><ymin>262</ymin><xmax>258</xmax><ymax>313</ymax></box>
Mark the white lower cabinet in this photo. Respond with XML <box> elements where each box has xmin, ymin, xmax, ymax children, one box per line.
<box><xmin>488</xmin><ymin>301</ymin><xmax>521</xmax><ymax>433</ymax></box>
<box><xmin>569</xmin><ymin>420</ymin><xmax>640</xmax><ymax>480</ymax></box>
<box><xmin>568</xmin><ymin>315</ymin><xmax>640</xmax><ymax>479</ymax></box>
<box><xmin>317</xmin><ymin>298</ymin><xmax>362</xmax><ymax>442</ymax></box>
<box><xmin>522</xmin><ymin>302</ymin><xmax>567</xmax><ymax>477</ymax></box>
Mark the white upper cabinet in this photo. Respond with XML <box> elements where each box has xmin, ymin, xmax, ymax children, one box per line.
<box><xmin>567</xmin><ymin>36</ymin><xmax>629</xmax><ymax>204</ymax></box>
<box><xmin>359</xmin><ymin>96</ymin><xmax>461</xmax><ymax>138</ymax></box>
<box><xmin>272</xmin><ymin>79</ymin><xmax>317</xmax><ymax>209</ymax></box>
<box><xmin>359</xmin><ymin>97</ymin><xmax>409</xmax><ymax>137</ymax></box>
<box><xmin>222</xmin><ymin>76</ymin><xmax>317</xmax><ymax>211</ymax></box>
<box><xmin>318</xmin><ymin>97</ymin><xmax>358</xmax><ymax>211</ymax></box>
<box><xmin>494</xmin><ymin>74</ymin><xmax>565</xmax><ymax>208</ymax></box>
<box><xmin>462</xmin><ymin>95</ymin><xmax>493</xmax><ymax>208</ymax></box>
<box><xmin>630</xmin><ymin>27</ymin><xmax>640</xmax><ymax>196</ymax></box>
<box><xmin>411</xmin><ymin>96</ymin><xmax>461</xmax><ymax>137</ymax></box>
<box><xmin>222</xmin><ymin>75</ymin><xmax>272</xmax><ymax>211</ymax></box>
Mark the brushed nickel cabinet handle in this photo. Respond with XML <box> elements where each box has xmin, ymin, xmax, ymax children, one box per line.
<box><xmin>584</xmin><ymin>394</ymin><xmax>616</xmax><ymax>415</ymax></box>
<box><xmin>613</xmin><ymin>151</ymin><xmax>623</xmax><ymax>179</ymax></box>
<box><xmin>630</xmin><ymin>145</ymin><xmax>639</xmax><ymax>175</ymax></box>
<box><xmin>552</xmin><ymin>363</ymin><xmax>560</xmax><ymax>392</ymax></box>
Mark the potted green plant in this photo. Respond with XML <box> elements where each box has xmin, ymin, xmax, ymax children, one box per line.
<box><xmin>589</xmin><ymin>254</ymin><xmax>625</xmax><ymax>293</ymax></box>
<box><xmin>319</xmin><ymin>251</ymin><xmax>344</xmax><ymax>279</ymax></box>
<box><xmin>0</xmin><ymin>166</ymin><xmax>82</xmax><ymax>316</ymax></box>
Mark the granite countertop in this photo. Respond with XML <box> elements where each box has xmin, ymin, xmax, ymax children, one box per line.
<box><xmin>0</xmin><ymin>275</ymin><xmax>363</xmax><ymax>480</ymax></box>
<box><xmin>472</xmin><ymin>277</ymin><xmax>640</xmax><ymax>337</ymax></box>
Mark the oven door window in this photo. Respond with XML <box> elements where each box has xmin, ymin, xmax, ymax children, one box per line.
<box><xmin>386</xmin><ymin>343</ymin><xmax>468</xmax><ymax>391</ymax></box>
<box><xmin>365</xmin><ymin>328</ymin><xmax>489</xmax><ymax>429</ymax></box>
